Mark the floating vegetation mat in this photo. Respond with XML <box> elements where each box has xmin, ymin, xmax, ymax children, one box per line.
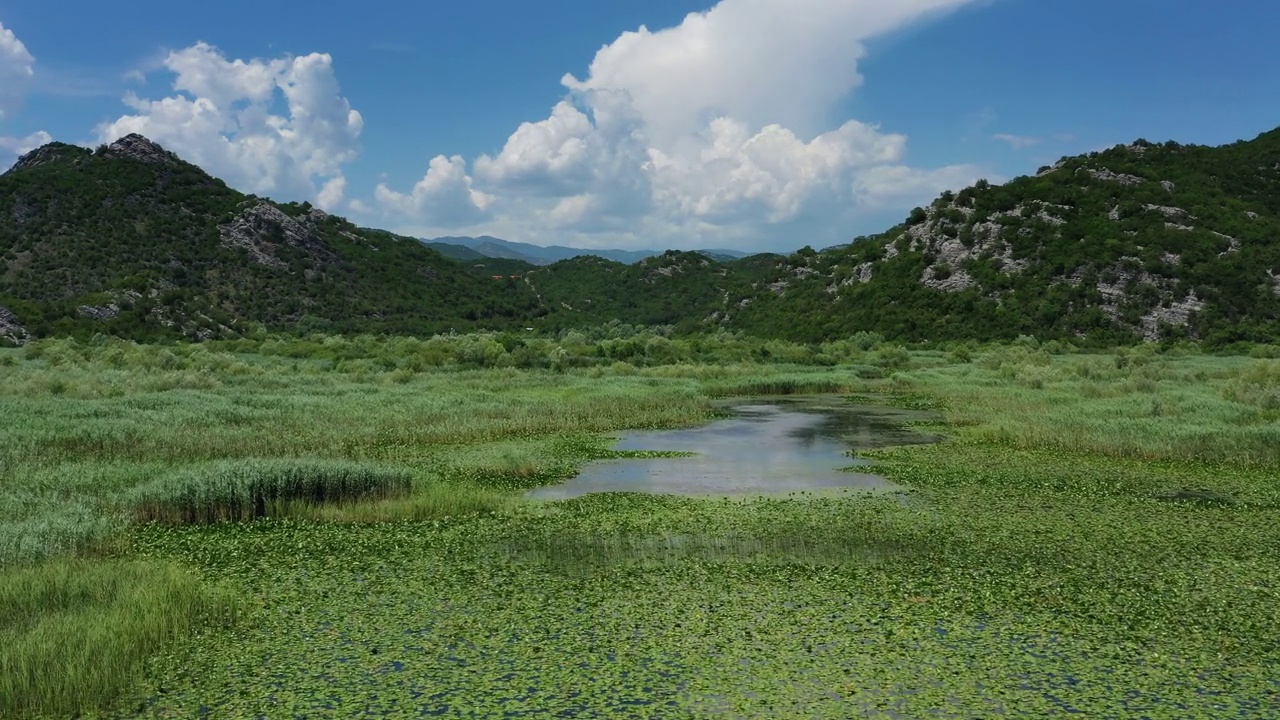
<box><xmin>6</xmin><ymin>347</ymin><xmax>1280</xmax><ymax>717</ymax></box>
<box><xmin>123</xmin><ymin>476</ymin><xmax>1280</xmax><ymax>718</ymax></box>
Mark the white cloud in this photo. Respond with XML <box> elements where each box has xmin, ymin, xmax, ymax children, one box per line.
<box><xmin>0</xmin><ymin>22</ymin><xmax>52</xmax><ymax>165</ymax></box>
<box><xmin>0</xmin><ymin>129</ymin><xmax>52</xmax><ymax>158</ymax></box>
<box><xmin>0</xmin><ymin>22</ymin><xmax>35</xmax><ymax>120</ymax></box>
<box><xmin>371</xmin><ymin>0</ymin><xmax>988</xmax><ymax>250</ymax></box>
<box><xmin>374</xmin><ymin>154</ymin><xmax>495</xmax><ymax>226</ymax></box>
<box><xmin>474</xmin><ymin>101</ymin><xmax>597</xmax><ymax>189</ymax></box>
<box><xmin>97</xmin><ymin>42</ymin><xmax>362</xmax><ymax>206</ymax></box>
<box><xmin>561</xmin><ymin>0</ymin><xmax>970</xmax><ymax>148</ymax></box>
<box><xmin>648</xmin><ymin>118</ymin><xmax>915</xmax><ymax>223</ymax></box>
<box><xmin>850</xmin><ymin>163</ymin><xmax>987</xmax><ymax>208</ymax></box>
<box><xmin>993</xmin><ymin>133</ymin><xmax>1040</xmax><ymax>150</ymax></box>
<box><xmin>316</xmin><ymin>176</ymin><xmax>346</xmax><ymax>211</ymax></box>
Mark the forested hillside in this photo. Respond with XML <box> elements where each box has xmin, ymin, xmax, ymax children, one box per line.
<box><xmin>529</xmin><ymin>129</ymin><xmax>1280</xmax><ymax>345</ymax></box>
<box><xmin>4</xmin><ymin>128</ymin><xmax>1280</xmax><ymax>346</ymax></box>
<box><xmin>0</xmin><ymin>135</ymin><xmax>541</xmax><ymax>342</ymax></box>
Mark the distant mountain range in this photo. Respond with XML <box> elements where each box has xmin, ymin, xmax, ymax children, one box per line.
<box><xmin>424</xmin><ymin>236</ymin><xmax>749</xmax><ymax>265</ymax></box>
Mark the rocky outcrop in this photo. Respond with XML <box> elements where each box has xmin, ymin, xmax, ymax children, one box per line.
<box><xmin>1088</xmin><ymin>258</ymin><xmax>1202</xmax><ymax>340</ymax></box>
<box><xmin>1141</xmin><ymin>293</ymin><xmax>1205</xmax><ymax>341</ymax></box>
<box><xmin>7</xmin><ymin>142</ymin><xmax>87</xmax><ymax>173</ymax></box>
<box><xmin>921</xmin><ymin>265</ymin><xmax>977</xmax><ymax>292</ymax></box>
<box><xmin>77</xmin><ymin>304</ymin><xmax>121</xmax><ymax>321</ymax></box>
<box><xmin>103</xmin><ymin>134</ymin><xmax>181</xmax><ymax>165</ymax></box>
<box><xmin>1086</xmin><ymin>168</ymin><xmax>1145</xmax><ymax>186</ymax></box>
<box><xmin>896</xmin><ymin>201</ymin><xmax>1041</xmax><ymax>294</ymax></box>
<box><xmin>1145</xmin><ymin>204</ymin><xmax>1189</xmax><ymax>220</ymax></box>
<box><xmin>218</xmin><ymin>202</ymin><xmax>337</xmax><ymax>270</ymax></box>
<box><xmin>0</xmin><ymin>306</ymin><xmax>29</xmax><ymax>345</ymax></box>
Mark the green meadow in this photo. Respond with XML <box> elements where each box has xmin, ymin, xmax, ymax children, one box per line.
<box><xmin>1</xmin><ymin>332</ymin><xmax>1278</xmax><ymax>718</ymax></box>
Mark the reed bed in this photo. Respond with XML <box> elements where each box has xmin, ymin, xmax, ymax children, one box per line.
<box><xmin>125</xmin><ymin>459</ymin><xmax>415</xmax><ymax>524</ymax></box>
<box><xmin>0</xmin><ymin>559</ymin><xmax>237</xmax><ymax>719</ymax></box>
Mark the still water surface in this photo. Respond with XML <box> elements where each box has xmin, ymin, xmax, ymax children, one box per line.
<box><xmin>528</xmin><ymin>396</ymin><xmax>940</xmax><ymax>499</ymax></box>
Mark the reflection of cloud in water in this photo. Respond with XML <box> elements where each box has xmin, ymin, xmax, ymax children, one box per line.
<box><xmin>529</xmin><ymin>398</ymin><xmax>939</xmax><ymax>500</ymax></box>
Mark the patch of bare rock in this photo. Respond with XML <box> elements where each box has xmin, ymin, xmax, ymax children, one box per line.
<box><xmin>0</xmin><ymin>306</ymin><xmax>29</xmax><ymax>345</ymax></box>
<box><xmin>103</xmin><ymin>134</ymin><xmax>182</xmax><ymax>164</ymax></box>
<box><xmin>218</xmin><ymin>202</ymin><xmax>337</xmax><ymax>269</ymax></box>
<box><xmin>1086</xmin><ymin>168</ymin><xmax>1145</xmax><ymax>186</ymax></box>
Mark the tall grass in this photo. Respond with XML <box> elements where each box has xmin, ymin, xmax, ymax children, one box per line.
<box><xmin>125</xmin><ymin>458</ymin><xmax>414</xmax><ymax>524</ymax></box>
<box><xmin>0</xmin><ymin>559</ymin><xmax>237</xmax><ymax>718</ymax></box>
<box><xmin>901</xmin><ymin>351</ymin><xmax>1280</xmax><ymax>465</ymax></box>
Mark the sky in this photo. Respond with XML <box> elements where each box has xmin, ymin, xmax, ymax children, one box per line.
<box><xmin>0</xmin><ymin>0</ymin><xmax>1277</xmax><ymax>254</ymax></box>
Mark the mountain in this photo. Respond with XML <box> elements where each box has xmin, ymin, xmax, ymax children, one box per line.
<box><xmin>0</xmin><ymin>135</ymin><xmax>542</xmax><ymax>343</ymax></box>
<box><xmin>427</xmin><ymin>235</ymin><xmax>750</xmax><ymax>266</ymax></box>
<box><xmin>422</xmin><ymin>240</ymin><xmax>536</xmax><ymax>276</ymax></box>
<box><xmin>422</xmin><ymin>241</ymin><xmax>485</xmax><ymax>261</ymax></box>
<box><xmin>4</xmin><ymin>128</ymin><xmax>1280</xmax><ymax>346</ymax></box>
<box><xmin>524</xmin><ymin>130</ymin><xmax>1280</xmax><ymax>345</ymax></box>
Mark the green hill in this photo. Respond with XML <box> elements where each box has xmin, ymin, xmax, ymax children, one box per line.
<box><xmin>530</xmin><ymin>129</ymin><xmax>1280</xmax><ymax>345</ymax></box>
<box><xmin>4</xmin><ymin>128</ymin><xmax>1280</xmax><ymax>345</ymax></box>
<box><xmin>0</xmin><ymin>135</ymin><xmax>542</xmax><ymax>342</ymax></box>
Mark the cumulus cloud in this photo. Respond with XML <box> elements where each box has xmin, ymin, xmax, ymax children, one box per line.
<box><xmin>561</xmin><ymin>0</ymin><xmax>967</xmax><ymax>148</ymax></box>
<box><xmin>97</xmin><ymin>42</ymin><xmax>362</xmax><ymax>208</ymax></box>
<box><xmin>0</xmin><ymin>22</ymin><xmax>52</xmax><ymax>166</ymax></box>
<box><xmin>373</xmin><ymin>0</ymin><xmax>988</xmax><ymax>250</ymax></box>
<box><xmin>0</xmin><ymin>129</ymin><xmax>52</xmax><ymax>157</ymax></box>
<box><xmin>0</xmin><ymin>22</ymin><xmax>35</xmax><ymax>120</ymax></box>
<box><xmin>374</xmin><ymin>154</ymin><xmax>495</xmax><ymax>225</ymax></box>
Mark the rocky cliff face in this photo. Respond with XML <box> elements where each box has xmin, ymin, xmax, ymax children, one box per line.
<box><xmin>218</xmin><ymin>202</ymin><xmax>340</xmax><ymax>270</ymax></box>
<box><xmin>102</xmin><ymin>134</ymin><xmax>182</xmax><ymax>165</ymax></box>
<box><xmin>7</xmin><ymin>143</ymin><xmax>88</xmax><ymax>174</ymax></box>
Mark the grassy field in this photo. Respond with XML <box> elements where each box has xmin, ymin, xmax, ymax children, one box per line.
<box><xmin>1</xmin><ymin>335</ymin><xmax>1278</xmax><ymax>718</ymax></box>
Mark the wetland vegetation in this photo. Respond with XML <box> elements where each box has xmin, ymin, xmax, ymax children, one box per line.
<box><xmin>2</xmin><ymin>330</ymin><xmax>1278</xmax><ymax>718</ymax></box>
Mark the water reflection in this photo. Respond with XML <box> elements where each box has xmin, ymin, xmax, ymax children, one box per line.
<box><xmin>528</xmin><ymin>396</ymin><xmax>940</xmax><ymax>500</ymax></box>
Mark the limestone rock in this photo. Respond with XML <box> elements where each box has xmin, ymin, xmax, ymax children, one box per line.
<box><xmin>218</xmin><ymin>202</ymin><xmax>337</xmax><ymax>269</ymax></box>
<box><xmin>921</xmin><ymin>266</ymin><xmax>977</xmax><ymax>292</ymax></box>
<box><xmin>1086</xmin><ymin>168</ymin><xmax>1145</xmax><ymax>186</ymax></box>
<box><xmin>1144</xmin><ymin>204</ymin><xmax>1189</xmax><ymax>220</ymax></box>
<box><xmin>0</xmin><ymin>306</ymin><xmax>29</xmax><ymax>345</ymax></box>
<box><xmin>1140</xmin><ymin>292</ymin><xmax>1204</xmax><ymax>341</ymax></box>
<box><xmin>103</xmin><ymin>134</ymin><xmax>181</xmax><ymax>165</ymax></box>
<box><xmin>8</xmin><ymin>144</ymin><xmax>76</xmax><ymax>172</ymax></box>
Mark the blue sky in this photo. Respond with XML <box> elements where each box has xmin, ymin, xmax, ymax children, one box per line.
<box><xmin>0</xmin><ymin>0</ymin><xmax>1276</xmax><ymax>253</ymax></box>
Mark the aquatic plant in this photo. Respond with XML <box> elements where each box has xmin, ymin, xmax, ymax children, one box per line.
<box><xmin>125</xmin><ymin>458</ymin><xmax>414</xmax><ymax>524</ymax></box>
<box><xmin>1</xmin><ymin>338</ymin><xmax>1279</xmax><ymax>716</ymax></box>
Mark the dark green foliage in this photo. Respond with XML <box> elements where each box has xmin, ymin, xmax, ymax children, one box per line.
<box><xmin>524</xmin><ymin>128</ymin><xmax>1280</xmax><ymax>344</ymax></box>
<box><xmin>5</xmin><ymin>128</ymin><xmax>1280</xmax><ymax>345</ymax></box>
<box><xmin>0</xmin><ymin>139</ymin><xmax>541</xmax><ymax>340</ymax></box>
